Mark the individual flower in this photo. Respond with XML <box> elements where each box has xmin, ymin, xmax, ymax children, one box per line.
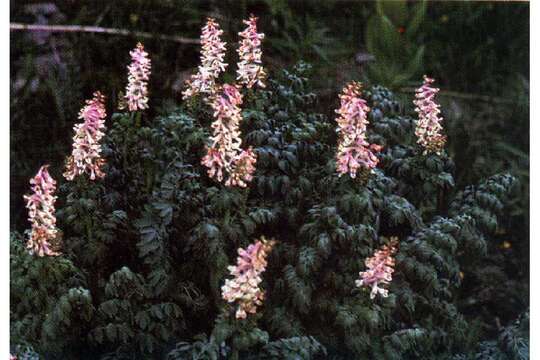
<box><xmin>201</xmin><ymin>84</ymin><xmax>257</xmax><ymax>187</ymax></box>
<box><xmin>221</xmin><ymin>237</ymin><xmax>276</xmax><ymax>319</ymax></box>
<box><xmin>356</xmin><ymin>237</ymin><xmax>398</xmax><ymax>299</ymax></box>
<box><xmin>414</xmin><ymin>75</ymin><xmax>446</xmax><ymax>154</ymax></box>
<box><xmin>236</xmin><ymin>15</ymin><xmax>266</xmax><ymax>89</ymax></box>
<box><xmin>23</xmin><ymin>165</ymin><xmax>61</xmax><ymax>257</ymax></box>
<box><xmin>335</xmin><ymin>81</ymin><xmax>381</xmax><ymax>178</ymax></box>
<box><xmin>64</xmin><ymin>91</ymin><xmax>107</xmax><ymax>181</ymax></box>
<box><xmin>183</xmin><ymin>18</ymin><xmax>228</xmax><ymax>99</ymax></box>
<box><xmin>226</xmin><ymin>147</ymin><xmax>257</xmax><ymax>188</ymax></box>
<box><xmin>122</xmin><ymin>42</ymin><xmax>151</xmax><ymax>111</ymax></box>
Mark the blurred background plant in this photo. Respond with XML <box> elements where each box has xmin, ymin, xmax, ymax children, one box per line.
<box><xmin>365</xmin><ymin>0</ymin><xmax>426</xmax><ymax>88</ymax></box>
<box><xmin>11</xmin><ymin>0</ymin><xmax>528</xmax><ymax>349</ymax></box>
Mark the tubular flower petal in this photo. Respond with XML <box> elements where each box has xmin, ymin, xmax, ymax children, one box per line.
<box><xmin>356</xmin><ymin>237</ymin><xmax>398</xmax><ymax>299</ymax></box>
<box><xmin>226</xmin><ymin>147</ymin><xmax>257</xmax><ymax>188</ymax></box>
<box><xmin>335</xmin><ymin>81</ymin><xmax>381</xmax><ymax>178</ymax></box>
<box><xmin>236</xmin><ymin>15</ymin><xmax>266</xmax><ymax>89</ymax></box>
<box><xmin>122</xmin><ymin>42</ymin><xmax>151</xmax><ymax>111</ymax></box>
<box><xmin>183</xmin><ymin>18</ymin><xmax>228</xmax><ymax>99</ymax></box>
<box><xmin>221</xmin><ymin>237</ymin><xmax>276</xmax><ymax>319</ymax></box>
<box><xmin>201</xmin><ymin>84</ymin><xmax>257</xmax><ymax>187</ymax></box>
<box><xmin>24</xmin><ymin>165</ymin><xmax>61</xmax><ymax>257</ymax></box>
<box><xmin>414</xmin><ymin>75</ymin><xmax>446</xmax><ymax>154</ymax></box>
<box><xmin>64</xmin><ymin>91</ymin><xmax>107</xmax><ymax>181</ymax></box>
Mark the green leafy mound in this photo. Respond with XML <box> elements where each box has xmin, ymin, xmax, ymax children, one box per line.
<box><xmin>10</xmin><ymin>63</ymin><xmax>526</xmax><ymax>359</ymax></box>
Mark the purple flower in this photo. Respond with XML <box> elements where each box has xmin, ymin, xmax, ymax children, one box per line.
<box><xmin>24</xmin><ymin>165</ymin><xmax>61</xmax><ymax>257</ymax></box>
<box><xmin>335</xmin><ymin>81</ymin><xmax>381</xmax><ymax>178</ymax></box>
<box><xmin>64</xmin><ymin>92</ymin><xmax>107</xmax><ymax>181</ymax></box>
<box><xmin>356</xmin><ymin>237</ymin><xmax>398</xmax><ymax>299</ymax></box>
<box><xmin>414</xmin><ymin>75</ymin><xmax>446</xmax><ymax>154</ymax></box>
<box><xmin>236</xmin><ymin>15</ymin><xmax>266</xmax><ymax>89</ymax></box>
<box><xmin>123</xmin><ymin>42</ymin><xmax>151</xmax><ymax>111</ymax></box>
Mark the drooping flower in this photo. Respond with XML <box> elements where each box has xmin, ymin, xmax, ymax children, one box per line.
<box><xmin>414</xmin><ymin>75</ymin><xmax>446</xmax><ymax>154</ymax></box>
<box><xmin>356</xmin><ymin>237</ymin><xmax>398</xmax><ymax>299</ymax></box>
<box><xmin>236</xmin><ymin>15</ymin><xmax>266</xmax><ymax>89</ymax></box>
<box><xmin>183</xmin><ymin>18</ymin><xmax>228</xmax><ymax>99</ymax></box>
<box><xmin>64</xmin><ymin>91</ymin><xmax>107</xmax><ymax>181</ymax></box>
<box><xmin>201</xmin><ymin>84</ymin><xmax>257</xmax><ymax>187</ymax></box>
<box><xmin>24</xmin><ymin>165</ymin><xmax>61</xmax><ymax>257</ymax></box>
<box><xmin>335</xmin><ymin>81</ymin><xmax>381</xmax><ymax>178</ymax></box>
<box><xmin>122</xmin><ymin>42</ymin><xmax>151</xmax><ymax>111</ymax></box>
<box><xmin>221</xmin><ymin>237</ymin><xmax>276</xmax><ymax>319</ymax></box>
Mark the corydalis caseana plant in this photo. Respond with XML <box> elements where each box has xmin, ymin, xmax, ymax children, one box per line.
<box><xmin>221</xmin><ymin>237</ymin><xmax>276</xmax><ymax>319</ymax></box>
<box><xmin>335</xmin><ymin>81</ymin><xmax>382</xmax><ymax>178</ymax></box>
<box><xmin>23</xmin><ymin>165</ymin><xmax>60</xmax><ymax>257</ymax></box>
<box><xmin>236</xmin><ymin>15</ymin><xmax>266</xmax><ymax>89</ymax></box>
<box><xmin>356</xmin><ymin>237</ymin><xmax>398</xmax><ymax>299</ymax></box>
<box><xmin>64</xmin><ymin>91</ymin><xmax>107</xmax><ymax>181</ymax></box>
<box><xmin>414</xmin><ymin>75</ymin><xmax>446</xmax><ymax>155</ymax></box>
<box><xmin>201</xmin><ymin>84</ymin><xmax>257</xmax><ymax>187</ymax></box>
<box><xmin>183</xmin><ymin>18</ymin><xmax>228</xmax><ymax>99</ymax></box>
<box><xmin>121</xmin><ymin>42</ymin><xmax>151</xmax><ymax>112</ymax></box>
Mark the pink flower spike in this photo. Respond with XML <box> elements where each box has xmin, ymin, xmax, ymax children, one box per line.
<box><xmin>335</xmin><ymin>81</ymin><xmax>380</xmax><ymax>178</ymax></box>
<box><xmin>64</xmin><ymin>91</ymin><xmax>107</xmax><ymax>181</ymax></box>
<box><xmin>356</xmin><ymin>237</ymin><xmax>398</xmax><ymax>299</ymax></box>
<box><xmin>236</xmin><ymin>15</ymin><xmax>266</xmax><ymax>89</ymax></box>
<box><xmin>201</xmin><ymin>84</ymin><xmax>257</xmax><ymax>187</ymax></box>
<box><xmin>414</xmin><ymin>75</ymin><xmax>446</xmax><ymax>155</ymax></box>
<box><xmin>221</xmin><ymin>237</ymin><xmax>276</xmax><ymax>319</ymax></box>
<box><xmin>24</xmin><ymin>165</ymin><xmax>61</xmax><ymax>257</ymax></box>
<box><xmin>123</xmin><ymin>42</ymin><xmax>151</xmax><ymax>111</ymax></box>
<box><xmin>183</xmin><ymin>18</ymin><xmax>228</xmax><ymax>99</ymax></box>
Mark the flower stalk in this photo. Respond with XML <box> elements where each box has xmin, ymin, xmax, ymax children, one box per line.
<box><xmin>221</xmin><ymin>237</ymin><xmax>276</xmax><ymax>319</ymax></box>
<box><xmin>335</xmin><ymin>81</ymin><xmax>382</xmax><ymax>178</ymax></box>
<box><xmin>414</xmin><ymin>75</ymin><xmax>446</xmax><ymax>155</ymax></box>
<box><xmin>24</xmin><ymin>165</ymin><xmax>61</xmax><ymax>257</ymax></box>
<box><xmin>356</xmin><ymin>237</ymin><xmax>398</xmax><ymax>299</ymax></box>
<box><xmin>236</xmin><ymin>15</ymin><xmax>266</xmax><ymax>89</ymax></box>
<box><xmin>64</xmin><ymin>91</ymin><xmax>107</xmax><ymax>181</ymax></box>
<box><xmin>183</xmin><ymin>18</ymin><xmax>228</xmax><ymax>99</ymax></box>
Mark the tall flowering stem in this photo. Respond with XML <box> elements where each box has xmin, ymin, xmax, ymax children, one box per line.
<box><xmin>414</xmin><ymin>75</ymin><xmax>446</xmax><ymax>154</ymax></box>
<box><xmin>335</xmin><ymin>81</ymin><xmax>382</xmax><ymax>178</ymax></box>
<box><xmin>201</xmin><ymin>84</ymin><xmax>257</xmax><ymax>187</ymax></box>
<box><xmin>221</xmin><ymin>237</ymin><xmax>276</xmax><ymax>319</ymax></box>
<box><xmin>24</xmin><ymin>165</ymin><xmax>60</xmax><ymax>257</ymax></box>
<box><xmin>123</xmin><ymin>42</ymin><xmax>151</xmax><ymax>111</ymax></box>
<box><xmin>183</xmin><ymin>18</ymin><xmax>228</xmax><ymax>99</ymax></box>
<box><xmin>236</xmin><ymin>15</ymin><xmax>266</xmax><ymax>89</ymax></box>
<box><xmin>64</xmin><ymin>91</ymin><xmax>107</xmax><ymax>181</ymax></box>
<box><xmin>356</xmin><ymin>237</ymin><xmax>398</xmax><ymax>299</ymax></box>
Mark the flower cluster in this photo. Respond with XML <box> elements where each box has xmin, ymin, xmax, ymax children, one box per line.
<box><xmin>413</xmin><ymin>75</ymin><xmax>446</xmax><ymax>154</ymax></box>
<box><xmin>23</xmin><ymin>165</ymin><xmax>61</xmax><ymax>257</ymax></box>
<box><xmin>64</xmin><ymin>92</ymin><xmax>107</xmax><ymax>181</ymax></box>
<box><xmin>221</xmin><ymin>237</ymin><xmax>276</xmax><ymax>319</ymax></box>
<box><xmin>226</xmin><ymin>147</ymin><xmax>257</xmax><ymax>187</ymax></box>
<box><xmin>122</xmin><ymin>42</ymin><xmax>151</xmax><ymax>111</ymax></box>
<box><xmin>201</xmin><ymin>84</ymin><xmax>257</xmax><ymax>187</ymax></box>
<box><xmin>335</xmin><ymin>81</ymin><xmax>382</xmax><ymax>178</ymax></box>
<box><xmin>356</xmin><ymin>237</ymin><xmax>398</xmax><ymax>299</ymax></box>
<box><xmin>183</xmin><ymin>18</ymin><xmax>228</xmax><ymax>99</ymax></box>
<box><xmin>236</xmin><ymin>15</ymin><xmax>266</xmax><ymax>89</ymax></box>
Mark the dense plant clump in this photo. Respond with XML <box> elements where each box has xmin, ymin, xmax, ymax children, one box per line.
<box><xmin>11</xmin><ymin>17</ymin><xmax>527</xmax><ymax>360</ymax></box>
<box><xmin>10</xmin><ymin>60</ymin><xmax>525</xmax><ymax>359</ymax></box>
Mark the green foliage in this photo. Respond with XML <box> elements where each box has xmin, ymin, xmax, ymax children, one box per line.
<box><xmin>365</xmin><ymin>0</ymin><xmax>426</xmax><ymax>87</ymax></box>
<box><xmin>11</xmin><ymin>64</ymin><xmax>525</xmax><ymax>359</ymax></box>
